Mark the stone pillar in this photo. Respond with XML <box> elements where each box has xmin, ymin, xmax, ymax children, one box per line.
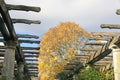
<box><xmin>112</xmin><ymin>46</ymin><xmax>120</xmax><ymax>80</ymax></box>
<box><xmin>2</xmin><ymin>41</ymin><xmax>17</xmax><ymax>80</ymax></box>
<box><xmin>17</xmin><ymin>62</ymin><xmax>24</xmax><ymax>80</ymax></box>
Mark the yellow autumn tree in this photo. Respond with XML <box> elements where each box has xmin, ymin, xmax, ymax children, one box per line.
<box><xmin>38</xmin><ymin>22</ymin><xmax>89</xmax><ymax>80</ymax></box>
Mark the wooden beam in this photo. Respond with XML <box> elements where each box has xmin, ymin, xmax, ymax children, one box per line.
<box><xmin>0</xmin><ymin>16</ymin><xmax>10</xmax><ymax>40</ymax></box>
<box><xmin>0</xmin><ymin>39</ymin><xmax>40</xmax><ymax>44</ymax></box>
<box><xmin>87</xmin><ymin>49</ymin><xmax>112</xmax><ymax>64</ymax></box>
<box><xmin>101</xmin><ymin>24</ymin><xmax>120</xmax><ymax>29</ymax></box>
<box><xmin>114</xmin><ymin>37</ymin><xmax>120</xmax><ymax>47</ymax></box>
<box><xmin>0</xmin><ymin>53</ymin><xmax>39</xmax><ymax>57</ymax></box>
<box><xmin>89</xmin><ymin>37</ymin><xmax>110</xmax><ymax>40</ymax></box>
<box><xmin>0</xmin><ymin>33</ymin><xmax>39</xmax><ymax>39</ymax></box>
<box><xmin>80</xmin><ymin>48</ymin><xmax>98</xmax><ymax>51</ymax></box>
<box><xmin>0</xmin><ymin>50</ymin><xmax>39</xmax><ymax>54</ymax></box>
<box><xmin>17</xmin><ymin>34</ymin><xmax>39</xmax><ymax>39</ymax></box>
<box><xmin>21</xmin><ymin>47</ymin><xmax>40</xmax><ymax>50</ymax></box>
<box><xmin>96</xmin><ymin>61</ymin><xmax>112</xmax><ymax>64</ymax></box>
<box><xmin>0</xmin><ymin>0</ymin><xmax>17</xmax><ymax>41</ymax></box>
<box><xmin>12</xmin><ymin>19</ymin><xmax>41</xmax><ymax>24</ymax></box>
<box><xmin>116</xmin><ymin>9</ymin><xmax>120</xmax><ymax>15</ymax></box>
<box><xmin>23</xmin><ymin>51</ymin><xmax>39</xmax><ymax>54</ymax></box>
<box><xmin>85</xmin><ymin>42</ymin><xmax>105</xmax><ymax>45</ymax></box>
<box><xmin>6</xmin><ymin>4</ymin><xmax>41</xmax><ymax>12</ymax></box>
<box><xmin>0</xmin><ymin>46</ymin><xmax>40</xmax><ymax>50</ymax></box>
<box><xmin>75</xmin><ymin>54</ymin><xmax>91</xmax><ymax>56</ymax></box>
<box><xmin>91</xmin><ymin>32</ymin><xmax>120</xmax><ymax>37</ymax></box>
<box><xmin>18</xmin><ymin>39</ymin><xmax>40</xmax><ymax>44</ymax></box>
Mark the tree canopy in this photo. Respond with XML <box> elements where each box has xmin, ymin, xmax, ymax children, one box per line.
<box><xmin>38</xmin><ymin>22</ymin><xmax>89</xmax><ymax>80</ymax></box>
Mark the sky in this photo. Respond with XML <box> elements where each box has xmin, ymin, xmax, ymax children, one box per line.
<box><xmin>5</xmin><ymin>0</ymin><xmax>120</xmax><ymax>37</ymax></box>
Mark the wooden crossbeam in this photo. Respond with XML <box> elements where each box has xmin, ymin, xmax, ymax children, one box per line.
<box><xmin>23</xmin><ymin>51</ymin><xmax>39</xmax><ymax>54</ymax></box>
<box><xmin>25</xmin><ymin>58</ymin><xmax>38</xmax><ymax>61</ymax></box>
<box><xmin>0</xmin><ymin>38</ymin><xmax>40</xmax><ymax>44</ymax></box>
<box><xmin>17</xmin><ymin>34</ymin><xmax>39</xmax><ymax>39</ymax></box>
<box><xmin>91</xmin><ymin>32</ymin><xmax>120</xmax><ymax>37</ymax></box>
<box><xmin>101</xmin><ymin>57</ymin><xmax>113</xmax><ymax>61</ymax></box>
<box><xmin>0</xmin><ymin>33</ymin><xmax>39</xmax><ymax>39</ymax></box>
<box><xmin>12</xmin><ymin>19</ymin><xmax>41</xmax><ymax>24</ymax></box>
<box><xmin>6</xmin><ymin>4</ymin><xmax>41</xmax><ymax>12</ymax></box>
<box><xmin>116</xmin><ymin>9</ymin><xmax>120</xmax><ymax>15</ymax></box>
<box><xmin>101</xmin><ymin>24</ymin><xmax>120</xmax><ymax>29</ymax></box>
<box><xmin>0</xmin><ymin>50</ymin><xmax>39</xmax><ymax>54</ymax></box>
<box><xmin>0</xmin><ymin>53</ymin><xmax>39</xmax><ymax>57</ymax></box>
<box><xmin>96</xmin><ymin>61</ymin><xmax>112</xmax><ymax>64</ymax></box>
<box><xmin>0</xmin><ymin>0</ymin><xmax>41</xmax><ymax>79</ymax></box>
<box><xmin>0</xmin><ymin>58</ymin><xmax>38</xmax><ymax>61</ymax></box>
<box><xmin>21</xmin><ymin>47</ymin><xmax>40</xmax><ymax>50</ymax></box>
<box><xmin>87</xmin><ymin>49</ymin><xmax>112</xmax><ymax>64</ymax></box>
<box><xmin>89</xmin><ymin>37</ymin><xmax>110</xmax><ymax>40</ymax></box>
<box><xmin>114</xmin><ymin>37</ymin><xmax>120</xmax><ymax>47</ymax></box>
<box><xmin>0</xmin><ymin>16</ymin><xmax>10</xmax><ymax>40</ymax></box>
<box><xmin>0</xmin><ymin>0</ymin><xmax>17</xmax><ymax>41</ymax></box>
<box><xmin>85</xmin><ymin>42</ymin><xmax>105</xmax><ymax>45</ymax></box>
<box><xmin>80</xmin><ymin>48</ymin><xmax>98</xmax><ymax>51</ymax></box>
<box><xmin>19</xmin><ymin>40</ymin><xmax>40</xmax><ymax>44</ymax></box>
<box><xmin>0</xmin><ymin>46</ymin><xmax>40</xmax><ymax>50</ymax></box>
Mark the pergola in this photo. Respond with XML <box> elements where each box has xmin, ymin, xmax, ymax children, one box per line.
<box><xmin>0</xmin><ymin>0</ymin><xmax>40</xmax><ymax>80</ymax></box>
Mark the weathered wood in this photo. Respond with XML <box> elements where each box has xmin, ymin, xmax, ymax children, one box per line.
<box><xmin>101</xmin><ymin>24</ymin><xmax>120</xmax><ymax>29</ymax></box>
<box><xmin>89</xmin><ymin>37</ymin><xmax>110</xmax><ymax>40</ymax></box>
<box><xmin>95</xmin><ymin>61</ymin><xmax>112</xmax><ymax>64</ymax></box>
<box><xmin>116</xmin><ymin>9</ymin><xmax>120</xmax><ymax>15</ymax></box>
<box><xmin>6</xmin><ymin>4</ymin><xmax>41</xmax><ymax>12</ymax></box>
<box><xmin>0</xmin><ymin>33</ymin><xmax>39</xmax><ymax>39</ymax></box>
<box><xmin>80</xmin><ymin>48</ymin><xmax>98</xmax><ymax>51</ymax></box>
<box><xmin>0</xmin><ymin>38</ymin><xmax>40</xmax><ymax>44</ymax></box>
<box><xmin>24</xmin><ymin>54</ymin><xmax>39</xmax><ymax>57</ymax></box>
<box><xmin>85</xmin><ymin>42</ymin><xmax>105</xmax><ymax>45</ymax></box>
<box><xmin>25</xmin><ymin>58</ymin><xmax>38</xmax><ymax>61</ymax></box>
<box><xmin>0</xmin><ymin>0</ymin><xmax>17</xmax><ymax>41</ymax></box>
<box><xmin>15</xmin><ymin>44</ymin><xmax>32</xmax><ymax>80</ymax></box>
<box><xmin>12</xmin><ymin>19</ymin><xmax>41</xmax><ymax>24</ymax></box>
<box><xmin>100</xmin><ymin>57</ymin><xmax>113</xmax><ymax>61</ymax></box>
<box><xmin>21</xmin><ymin>47</ymin><xmax>40</xmax><ymax>50</ymax></box>
<box><xmin>0</xmin><ymin>52</ymin><xmax>39</xmax><ymax>57</ymax></box>
<box><xmin>0</xmin><ymin>46</ymin><xmax>40</xmax><ymax>50</ymax></box>
<box><xmin>91</xmin><ymin>32</ymin><xmax>120</xmax><ymax>37</ymax></box>
<box><xmin>109</xmin><ymin>35</ymin><xmax>120</xmax><ymax>48</ymax></box>
<box><xmin>87</xmin><ymin>49</ymin><xmax>112</xmax><ymax>64</ymax></box>
<box><xmin>0</xmin><ymin>0</ymin><xmax>40</xmax><ymax>79</ymax></box>
<box><xmin>114</xmin><ymin>37</ymin><xmax>120</xmax><ymax>47</ymax></box>
<box><xmin>17</xmin><ymin>34</ymin><xmax>39</xmax><ymax>39</ymax></box>
<box><xmin>23</xmin><ymin>51</ymin><xmax>39</xmax><ymax>54</ymax></box>
<box><xmin>18</xmin><ymin>39</ymin><xmax>40</xmax><ymax>44</ymax></box>
<box><xmin>0</xmin><ymin>17</ymin><xmax>10</xmax><ymax>40</ymax></box>
<box><xmin>0</xmin><ymin>50</ymin><xmax>39</xmax><ymax>54</ymax></box>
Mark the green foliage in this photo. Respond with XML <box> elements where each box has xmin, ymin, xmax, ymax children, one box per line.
<box><xmin>77</xmin><ymin>66</ymin><xmax>105</xmax><ymax>80</ymax></box>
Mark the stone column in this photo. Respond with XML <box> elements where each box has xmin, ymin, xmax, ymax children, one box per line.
<box><xmin>2</xmin><ymin>41</ymin><xmax>17</xmax><ymax>80</ymax></box>
<box><xmin>112</xmin><ymin>46</ymin><xmax>120</xmax><ymax>80</ymax></box>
